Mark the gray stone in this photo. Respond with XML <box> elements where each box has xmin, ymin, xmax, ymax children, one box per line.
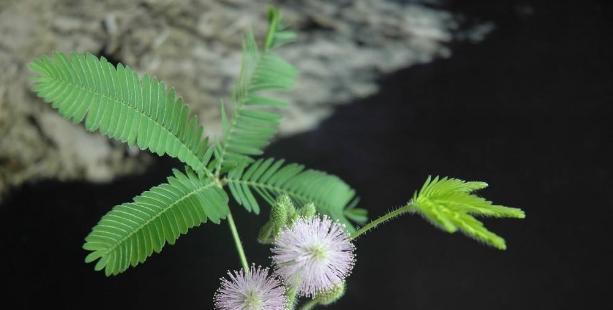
<box><xmin>0</xmin><ymin>0</ymin><xmax>482</xmax><ymax>200</ymax></box>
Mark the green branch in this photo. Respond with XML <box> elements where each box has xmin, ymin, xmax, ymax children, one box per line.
<box><xmin>299</xmin><ymin>300</ymin><xmax>318</xmax><ymax>310</ymax></box>
<box><xmin>350</xmin><ymin>202</ymin><xmax>415</xmax><ymax>240</ymax></box>
<box><xmin>226</xmin><ymin>211</ymin><xmax>249</xmax><ymax>271</ymax></box>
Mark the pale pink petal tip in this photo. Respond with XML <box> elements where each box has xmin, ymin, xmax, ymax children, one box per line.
<box><xmin>214</xmin><ymin>265</ymin><xmax>287</xmax><ymax>310</ymax></box>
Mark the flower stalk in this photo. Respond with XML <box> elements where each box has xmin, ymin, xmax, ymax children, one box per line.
<box><xmin>227</xmin><ymin>211</ymin><xmax>249</xmax><ymax>271</ymax></box>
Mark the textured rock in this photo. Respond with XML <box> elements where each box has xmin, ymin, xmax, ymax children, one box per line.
<box><xmin>0</xmin><ymin>0</ymin><xmax>471</xmax><ymax>200</ymax></box>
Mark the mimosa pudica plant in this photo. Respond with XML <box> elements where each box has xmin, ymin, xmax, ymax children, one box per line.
<box><xmin>29</xmin><ymin>7</ymin><xmax>525</xmax><ymax>310</ymax></box>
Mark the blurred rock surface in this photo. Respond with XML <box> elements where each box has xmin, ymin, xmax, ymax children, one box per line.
<box><xmin>0</xmin><ymin>0</ymin><xmax>472</xmax><ymax>200</ymax></box>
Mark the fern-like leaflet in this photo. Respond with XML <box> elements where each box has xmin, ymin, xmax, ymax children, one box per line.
<box><xmin>214</xmin><ymin>9</ymin><xmax>297</xmax><ymax>172</ymax></box>
<box><xmin>30</xmin><ymin>53</ymin><xmax>212</xmax><ymax>176</ymax></box>
<box><xmin>412</xmin><ymin>176</ymin><xmax>525</xmax><ymax>249</ymax></box>
<box><xmin>28</xmin><ymin>6</ymin><xmax>525</xmax><ymax>281</ymax></box>
<box><xmin>29</xmin><ymin>8</ymin><xmax>367</xmax><ymax>276</ymax></box>
<box><xmin>225</xmin><ymin>158</ymin><xmax>365</xmax><ymax>231</ymax></box>
<box><xmin>83</xmin><ymin>169</ymin><xmax>229</xmax><ymax>276</ymax></box>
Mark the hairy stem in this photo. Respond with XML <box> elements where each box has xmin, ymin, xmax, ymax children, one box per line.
<box><xmin>299</xmin><ymin>300</ymin><xmax>318</xmax><ymax>310</ymax></box>
<box><xmin>227</xmin><ymin>211</ymin><xmax>249</xmax><ymax>270</ymax></box>
<box><xmin>350</xmin><ymin>202</ymin><xmax>416</xmax><ymax>241</ymax></box>
<box><xmin>285</xmin><ymin>286</ymin><xmax>298</xmax><ymax>310</ymax></box>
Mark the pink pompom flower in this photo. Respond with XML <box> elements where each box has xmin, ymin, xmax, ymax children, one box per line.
<box><xmin>214</xmin><ymin>265</ymin><xmax>287</xmax><ymax>310</ymax></box>
<box><xmin>271</xmin><ymin>216</ymin><xmax>356</xmax><ymax>297</ymax></box>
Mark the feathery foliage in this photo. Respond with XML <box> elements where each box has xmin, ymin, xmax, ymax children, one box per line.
<box><xmin>225</xmin><ymin>158</ymin><xmax>365</xmax><ymax>231</ymax></box>
<box><xmin>29</xmin><ymin>6</ymin><xmax>524</xmax><ymax>288</ymax></box>
<box><xmin>30</xmin><ymin>53</ymin><xmax>212</xmax><ymax>175</ymax></box>
<box><xmin>411</xmin><ymin>176</ymin><xmax>525</xmax><ymax>249</ymax></box>
<box><xmin>215</xmin><ymin>9</ymin><xmax>297</xmax><ymax>172</ymax></box>
<box><xmin>83</xmin><ymin>169</ymin><xmax>229</xmax><ymax>276</ymax></box>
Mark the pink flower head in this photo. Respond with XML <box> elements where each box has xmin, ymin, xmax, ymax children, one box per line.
<box><xmin>271</xmin><ymin>216</ymin><xmax>356</xmax><ymax>297</ymax></box>
<box><xmin>214</xmin><ymin>265</ymin><xmax>287</xmax><ymax>310</ymax></box>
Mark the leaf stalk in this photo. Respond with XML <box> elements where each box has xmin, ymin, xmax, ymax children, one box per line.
<box><xmin>350</xmin><ymin>202</ymin><xmax>416</xmax><ymax>241</ymax></box>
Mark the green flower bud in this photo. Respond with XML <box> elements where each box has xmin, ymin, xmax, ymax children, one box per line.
<box><xmin>313</xmin><ymin>282</ymin><xmax>345</xmax><ymax>306</ymax></box>
<box><xmin>272</xmin><ymin>195</ymin><xmax>295</xmax><ymax>227</ymax></box>
<box><xmin>297</xmin><ymin>202</ymin><xmax>317</xmax><ymax>218</ymax></box>
<box><xmin>258</xmin><ymin>195</ymin><xmax>296</xmax><ymax>244</ymax></box>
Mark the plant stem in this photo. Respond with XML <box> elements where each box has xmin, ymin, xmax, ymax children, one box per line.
<box><xmin>350</xmin><ymin>202</ymin><xmax>416</xmax><ymax>241</ymax></box>
<box><xmin>299</xmin><ymin>300</ymin><xmax>318</xmax><ymax>310</ymax></box>
<box><xmin>285</xmin><ymin>286</ymin><xmax>298</xmax><ymax>310</ymax></box>
<box><xmin>227</xmin><ymin>211</ymin><xmax>249</xmax><ymax>271</ymax></box>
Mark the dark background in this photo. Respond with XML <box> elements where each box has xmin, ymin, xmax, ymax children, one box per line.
<box><xmin>1</xmin><ymin>0</ymin><xmax>612</xmax><ymax>309</ymax></box>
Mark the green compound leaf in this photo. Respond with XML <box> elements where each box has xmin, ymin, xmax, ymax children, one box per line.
<box><xmin>216</xmin><ymin>7</ymin><xmax>297</xmax><ymax>171</ymax></box>
<box><xmin>30</xmin><ymin>53</ymin><xmax>212</xmax><ymax>176</ymax></box>
<box><xmin>412</xmin><ymin>176</ymin><xmax>525</xmax><ymax>250</ymax></box>
<box><xmin>225</xmin><ymin>158</ymin><xmax>366</xmax><ymax>231</ymax></box>
<box><xmin>265</xmin><ymin>7</ymin><xmax>297</xmax><ymax>50</ymax></box>
<box><xmin>83</xmin><ymin>169</ymin><xmax>229</xmax><ymax>276</ymax></box>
